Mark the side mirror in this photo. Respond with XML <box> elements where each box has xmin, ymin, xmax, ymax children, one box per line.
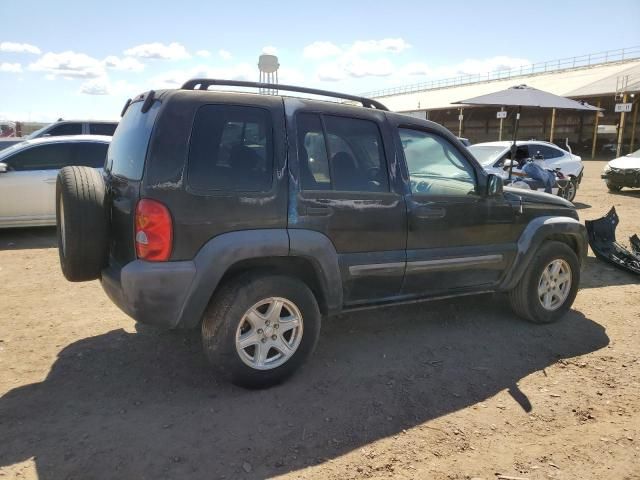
<box><xmin>0</xmin><ymin>162</ymin><xmax>8</xmax><ymax>173</ymax></box>
<box><xmin>487</xmin><ymin>173</ymin><xmax>504</xmax><ymax>196</ymax></box>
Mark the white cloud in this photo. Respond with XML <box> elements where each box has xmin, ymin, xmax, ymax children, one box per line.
<box><xmin>262</xmin><ymin>46</ymin><xmax>278</xmax><ymax>55</ymax></box>
<box><xmin>196</xmin><ymin>49</ymin><xmax>211</xmax><ymax>58</ymax></box>
<box><xmin>350</xmin><ymin>38</ymin><xmax>411</xmax><ymax>54</ymax></box>
<box><xmin>79</xmin><ymin>76</ymin><xmax>138</xmax><ymax>97</ymax></box>
<box><xmin>0</xmin><ymin>42</ymin><xmax>41</xmax><ymax>55</ymax></box>
<box><xmin>103</xmin><ymin>55</ymin><xmax>145</xmax><ymax>72</ymax></box>
<box><xmin>303</xmin><ymin>41</ymin><xmax>342</xmax><ymax>59</ymax></box>
<box><xmin>218</xmin><ymin>49</ymin><xmax>232</xmax><ymax>60</ymax></box>
<box><xmin>0</xmin><ymin>62</ymin><xmax>22</xmax><ymax>73</ymax></box>
<box><xmin>450</xmin><ymin>55</ymin><xmax>531</xmax><ymax>76</ymax></box>
<box><xmin>277</xmin><ymin>67</ymin><xmax>304</xmax><ymax>84</ymax></box>
<box><xmin>399</xmin><ymin>62</ymin><xmax>431</xmax><ymax>76</ymax></box>
<box><xmin>124</xmin><ymin>42</ymin><xmax>190</xmax><ymax>60</ymax></box>
<box><xmin>309</xmin><ymin>37</ymin><xmax>410</xmax><ymax>82</ymax></box>
<box><xmin>28</xmin><ymin>51</ymin><xmax>104</xmax><ymax>78</ymax></box>
<box><xmin>79</xmin><ymin>77</ymin><xmax>111</xmax><ymax>95</ymax></box>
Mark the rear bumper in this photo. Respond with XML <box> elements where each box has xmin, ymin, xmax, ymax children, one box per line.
<box><xmin>101</xmin><ymin>259</ymin><xmax>196</xmax><ymax>329</ymax></box>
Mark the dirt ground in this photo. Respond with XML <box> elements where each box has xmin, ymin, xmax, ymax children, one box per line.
<box><xmin>0</xmin><ymin>160</ymin><xmax>638</xmax><ymax>480</ymax></box>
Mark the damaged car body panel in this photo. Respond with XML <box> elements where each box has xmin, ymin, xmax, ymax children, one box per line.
<box><xmin>585</xmin><ymin>207</ymin><xmax>640</xmax><ymax>275</ymax></box>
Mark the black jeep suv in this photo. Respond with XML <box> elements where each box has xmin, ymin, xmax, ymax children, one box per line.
<box><xmin>56</xmin><ymin>79</ymin><xmax>587</xmax><ymax>388</ymax></box>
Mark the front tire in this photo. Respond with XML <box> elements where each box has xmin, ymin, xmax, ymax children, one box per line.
<box><xmin>606</xmin><ymin>182</ymin><xmax>622</xmax><ymax>192</ymax></box>
<box><xmin>509</xmin><ymin>241</ymin><xmax>580</xmax><ymax>324</ymax></box>
<box><xmin>201</xmin><ymin>273</ymin><xmax>321</xmax><ymax>388</ymax></box>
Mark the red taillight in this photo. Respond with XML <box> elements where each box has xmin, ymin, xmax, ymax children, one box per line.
<box><xmin>135</xmin><ymin>199</ymin><xmax>172</xmax><ymax>261</ymax></box>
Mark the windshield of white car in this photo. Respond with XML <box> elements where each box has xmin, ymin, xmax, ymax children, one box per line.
<box><xmin>467</xmin><ymin>145</ymin><xmax>506</xmax><ymax>166</ymax></box>
<box><xmin>25</xmin><ymin>125</ymin><xmax>49</xmax><ymax>139</ymax></box>
<box><xmin>630</xmin><ymin>149</ymin><xmax>640</xmax><ymax>158</ymax></box>
<box><xmin>0</xmin><ymin>141</ymin><xmax>26</xmax><ymax>161</ymax></box>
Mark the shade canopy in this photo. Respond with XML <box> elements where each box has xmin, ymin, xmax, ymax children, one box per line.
<box><xmin>454</xmin><ymin>84</ymin><xmax>601</xmax><ymax>111</ymax></box>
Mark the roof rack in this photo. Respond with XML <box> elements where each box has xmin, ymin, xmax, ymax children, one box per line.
<box><xmin>181</xmin><ymin>78</ymin><xmax>389</xmax><ymax>111</ymax></box>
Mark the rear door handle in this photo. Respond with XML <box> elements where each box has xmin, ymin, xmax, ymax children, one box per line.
<box><xmin>306</xmin><ymin>206</ymin><xmax>333</xmax><ymax>216</ymax></box>
<box><xmin>415</xmin><ymin>206</ymin><xmax>446</xmax><ymax>219</ymax></box>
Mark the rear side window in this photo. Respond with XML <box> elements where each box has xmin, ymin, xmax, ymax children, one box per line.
<box><xmin>187</xmin><ymin>105</ymin><xmax>273</xmax><ymax>192</ymax></box>
<box><xmin>72</xmin><ymin>142</ymin><xmax>108</xmax><ymax>168</ymax></box>
<box><xmin>5</xmin><ymin>143</ymin><xmax>72</xmax><ymax>171</ymax></box>
<box><xmin>89</xmin><ymin>123</ymin><xmax>117</xmax><ymax>136</ymax></box>
<box><xmin>106</xmin><ymin>101</ymin><xmax>159</xmax><ymax>180</ymax></box>
<box><xmin>46</xmin><ymin>123</ymin><xmax>83</xmax><ymax>136</ymax></box>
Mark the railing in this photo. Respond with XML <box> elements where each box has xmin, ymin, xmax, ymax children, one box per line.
<box><xmin>362</xmin><ymin>46</ymin><xmax>640</xmax><ymax>98</ymax></box>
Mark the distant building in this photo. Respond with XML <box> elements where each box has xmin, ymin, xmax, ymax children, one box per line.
<box><xmin>367</xmin><ymin>47</ymin><xmax>640</xmax><ymax>157</ymax></box>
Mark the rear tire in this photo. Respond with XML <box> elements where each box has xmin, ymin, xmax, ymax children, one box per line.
<box><xmin>201</xmin><ymin>273</ymin><xmax>321</xmax><ymax>388</ymax></box>
<box><xmin>509</xmin><ymin>241</ymin><xmax>579</xmax><ymax>324</ymax></box>
<box><xmin>56</xmin><ymin>166</ymin><xmax>109</xmax><ymax>282</ymax></box>
<box><xmin>606</xmin><ymin>182</ymin><xmax>622</xmax><ymax>192</ymax></box>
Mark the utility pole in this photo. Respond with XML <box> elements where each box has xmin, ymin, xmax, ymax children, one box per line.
<box><xmin>549</xmin><ymin>108</ymin><xmax>557</xmax><ymax>143</ymax></box>
<box><xmin>591</xmin><ymin>100</ymin><xmax>601</xmax><ymax>160</ymax></box>
<box><xmin>616</xmin><ymin>92</ymin><xmax>628</xmax><ymax>158</ymax></box>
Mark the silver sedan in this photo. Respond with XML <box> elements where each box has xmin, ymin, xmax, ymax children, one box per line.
<box><xmin>0</xmin><ymin>135</ymin><xmax>110</xmax><ymax>228</ymax></box>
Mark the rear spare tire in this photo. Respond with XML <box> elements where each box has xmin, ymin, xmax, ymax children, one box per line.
<box><xmin>56</xmin><ymin>166</ymin><xmax>109</xmax><ymax>281</ymax></box>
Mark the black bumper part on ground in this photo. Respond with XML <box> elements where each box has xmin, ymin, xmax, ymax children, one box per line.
<box><xmin>585</xmin><ymin>207</ymin><xmax>640</xmax><ymax>275</ymax></box>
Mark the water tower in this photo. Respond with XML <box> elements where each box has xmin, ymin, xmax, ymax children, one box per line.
<box><xmin>258</xmin><ymin>54</ymin><xmax>279</xmax><ymax>95</ymax></box>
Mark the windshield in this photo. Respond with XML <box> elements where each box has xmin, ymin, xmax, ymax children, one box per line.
<box><xmin>630</xmin><ymin>148</ymin><xmax>640</xmax><ymax>158</ymax></box>
<box><xmin>0</xmin><ymin>141</ymin><xmax>27</xmax><ymax>161</ymax></box>
<box><xmin>468</xmin><ymin>145</ymin><xmax>507</xmax><ymax>166</ymax></box>
<box><xmin>25</xmin><ymin>124</ymin><xmax>50</xmax><ymax>140</ymax></box>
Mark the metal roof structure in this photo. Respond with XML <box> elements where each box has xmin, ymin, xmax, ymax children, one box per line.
<box><xmin>377</xmin><ymin>58</ymin><xmax>640</xmax><ymax>112</ymax></box>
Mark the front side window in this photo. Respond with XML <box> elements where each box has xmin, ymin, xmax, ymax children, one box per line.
<box><xmin>4</xmin><ymin>143</ymin><xmax>72</xmax><ymax>171</ymax></box>
<box><xmin>188</xmin><ymin>105</ymin><xmax>273</xmax><ymax>192</ymax></box>
<box><xmin>399</xmin><ymin>128</ymin><xmax>476</xmax><ymax>196</ymax></box>
<box><xmin>296</xmin><ymin>113</ymin><xmax>389</xmax><ymax>193</ymax></box>
<box><xmin>46</xmin><ymin>123</ymin><xmax>83</xmax><ymax>136</ymax></box>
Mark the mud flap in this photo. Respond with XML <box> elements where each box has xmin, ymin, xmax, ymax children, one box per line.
<box><xmin>585</xmin><ymin>207</ymin><xmax>640</xmax><ymax>275</ymax></box>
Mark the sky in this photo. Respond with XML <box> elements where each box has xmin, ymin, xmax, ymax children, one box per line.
<box><xmin>1</xmin><ymin>0</ymin><xmax>639</xmax><ymax>122</ymax></box>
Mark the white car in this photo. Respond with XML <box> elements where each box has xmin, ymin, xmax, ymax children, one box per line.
<box><xmin>468</xmin><ymin>141</ymin><xmax>584</xmax><ymax>201</ymax></box>
<box><xmin>601</xmin><ymin>148</ymin><xmax>640</xmax><ymax>192</ymax></box>
<box><xmin>0</xmin><ymin>135</ymin><xmax>110</xmax><ymax>228</ymax></box>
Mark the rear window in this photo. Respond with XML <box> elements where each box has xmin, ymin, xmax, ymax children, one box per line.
<box><xmin>187</xmin><ymin>105</ymin><xmax>273</xmax><ymax>192</ymax></box>
<box><xmin>106</xmin><ymin>101</ymin><xmax>159</xmax><ymax>180</ymax></box>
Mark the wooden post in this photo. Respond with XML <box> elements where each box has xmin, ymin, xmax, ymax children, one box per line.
<box><xmin>616</xmin><ymin>92</ymin><xmax>628</xmax><ymax>158</ymax></box>
<box><xmin>630</xmin><ymin>99</ymin><xmax>638</xmax><ymax>153</ymax></box>
<box><xmin>591</xmin><ymin>100</ymin><xmax>601</xmax><ymax>159</ymax></box>
<box><xmin>549</xmin><ymin>108</ymin><xmax>557</xmax><ymax>143</ymax></box>
<box><xmin>498</xmin><ymin>106</ymin><xmax>504</xmax><ymax>141</ymax></box>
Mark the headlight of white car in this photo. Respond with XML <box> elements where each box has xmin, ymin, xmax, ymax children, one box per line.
<box><xmin>603</xmin><ymin>165</ymin><xmax>612</xmax><ymax>173</ymax></box>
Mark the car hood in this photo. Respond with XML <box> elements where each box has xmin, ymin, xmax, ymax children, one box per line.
<box><xmin>504</xmin><ymin>186</ymin><xmax>573</xmax><ymax>208</ymax></box>
<box><xmin>607</xmin><ymin>156</ymin><xmax>640</xmax><ymax>170</ymax></box>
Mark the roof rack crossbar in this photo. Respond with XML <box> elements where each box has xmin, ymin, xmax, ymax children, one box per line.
<box><xmin>181</xmin><ymin>78</ymin><xmax>389</xmax><ymax>111</ymax></box>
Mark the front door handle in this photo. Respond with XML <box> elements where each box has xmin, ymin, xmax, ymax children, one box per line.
<box><xmin>415</xmin><ymin>206</ymin><xmax>445</xmax><ymax>219</ymax></box>
<box><xmin>305</xmin><ymin>206</ymin><xmax>333</xmax><ymax>217</ymax></box>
